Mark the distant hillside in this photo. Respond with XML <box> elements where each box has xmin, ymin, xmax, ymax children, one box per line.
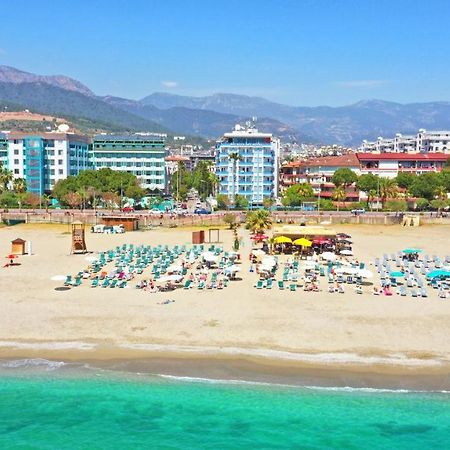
<box><xmin>103</xmin><ymin>96</ymin><xmax>302</xmax><ymax>140</ymax></box>
<box><xmin>141</xmin><ymin>93</ymin><xmax>450</xmax><ymax>145</ymax></box>
<box><xmin>0</xmin><ymin>82</ymin><xmax>168</xmax><ymax>133</ymax></box>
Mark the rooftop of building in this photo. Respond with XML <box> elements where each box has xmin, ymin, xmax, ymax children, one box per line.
<box><xmin>165</xmin><ymin>155</ymin><xmax>191</xmax><ymax>162</ymax></box>
<box><xmin>93</xmin><ymin>134</ymin><xmax>165</xmax><ymax>142</ymax></box>
<box><xmin>6</xmin><ymin>131</ymin><xmax>90</xmax><ymax>143</ymax></box>
<box><xmin>283</xmin><ymin>154</ymin><xmax>360</xmax><ymax>169</ymax></box>
<box><xmin>222</xmin><ymin>124</ymin><xmax>273</xmax><ymax>139</ymax></box>
<box><xmin>357</xmin><ymin>152</ymin><xmax>449</xmax><ymax>161</ymax></box>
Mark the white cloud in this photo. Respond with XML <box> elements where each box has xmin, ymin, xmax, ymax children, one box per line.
<box><xmin>334</xmin><ymin>80</ymin><xmax>389</xmax><ymax>88</ymax></box>
<box><xmin>161</xmin><ymin>80</ymin><xmax>178</xmax><ymax>88</ymax></box>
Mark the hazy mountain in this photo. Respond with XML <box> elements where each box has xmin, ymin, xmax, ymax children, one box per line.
<box><xmin>0</xmin><ymin>65</ymin><xmax>94</xmax><ymax>97</ymax></box>
<box><xmin>103</xmin><ymin>96</ymin><xmax>302</xmax><ymax>140</ymax></box>
<box><xmin>3</xmin><ymin>66</ymin><xmax>450</xmax><ymax>145</ymax></box>
<box><xmin>0</xmin><ymin>82</ymin><xmax>167</xmax><ymax>133</ymax></box>
<box><xmin>142</xmin><ymin>93</ymin><xmax>450</xmax><ymax>145</ymax></box>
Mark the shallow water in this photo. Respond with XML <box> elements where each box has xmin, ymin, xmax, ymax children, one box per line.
<box><xmin>0</xmin><ymin>360</ymin><xmax>449</xmax><ymax>449</ymax></box>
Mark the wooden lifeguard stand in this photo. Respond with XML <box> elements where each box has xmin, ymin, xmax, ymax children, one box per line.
<box><xmin>71</xmin><ymin>221</ymin><xmax>87</xmax><ymax>254</ymax></box>
<box><xmin>11</xmin><ymin>238</ymin><xmax>26</xmax><ymax>255</ymax></box>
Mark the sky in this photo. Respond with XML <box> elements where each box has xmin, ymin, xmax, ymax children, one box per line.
<box><xmin>1</xmin><ymin>0</ymin><xmax>450</xmax><ymax>106</ymax></box>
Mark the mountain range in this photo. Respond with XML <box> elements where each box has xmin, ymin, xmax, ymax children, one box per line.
<box><xmin>1</xmin><ymin>65</ymin><xmax>450</xmax><ymax>145</ymax></box>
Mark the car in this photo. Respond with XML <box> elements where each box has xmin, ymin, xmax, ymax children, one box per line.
<box><xmin>122</xmin><ymin>206</ymin><xmax>134</xmax><ymax>213</ymax></box>
<box><xmin>351</xmin><ymin>208</ymin><xmax>366</xmax><ymax>215</ymax></box>
<box><xmin>194</xmin><ymin>208</ymin><xmax>211</xmax><ymax>215</ymax></box>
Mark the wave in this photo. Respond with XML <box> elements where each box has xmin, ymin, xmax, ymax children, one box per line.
<box><xmin>1</xmin><ymin>358</ymin><xmax>66</xmax><ymax>371</ymax></box>
<box><xmin>155</xmin><ymin>373</ymin><xmax>450</xmax><ymax>395</ymax></box>
<box><xmin>0</xmin><ymin>341</ymin><xmax>97</xmax><ymax>350</ymax></box>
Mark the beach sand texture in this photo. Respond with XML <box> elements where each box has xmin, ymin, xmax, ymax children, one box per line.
<box><xmin>0</xmin><ymin>223</ymin><xmax>449</xmax><ymax>371</ymax></box>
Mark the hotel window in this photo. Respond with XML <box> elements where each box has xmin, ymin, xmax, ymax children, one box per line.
<box><xmin>58</xmin><ymin>160</ymin><xmax>63</xmax><ymax>165</ymax></box>
<box><xmin>14</xmin><ymin>169</ymin><xmax>19</xmax><ymax>174</ymax></box>
<box><xmin>14</xmin><ymin>159</ymin><xmax>19</xmax><ymax>164</ymax></box>
<box><xmin>58</xmin><ymin>169</ymin><xmax>64</xmax><ymax>175</ymax></box>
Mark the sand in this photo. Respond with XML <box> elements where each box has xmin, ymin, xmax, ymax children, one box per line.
<box><xmin>1</xmin><ymin>222</ymin><xmax>450</xmax><ymax>387</ymax></box>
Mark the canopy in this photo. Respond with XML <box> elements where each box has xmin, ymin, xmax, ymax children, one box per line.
<box><xmin>168</xmin><ymin>263</ymin><xmax>184</xmax><ymax>272</ymax></box>
<box><xmin>201</xmin><ymin>251</ymin><xmax>217</xmax><ymax>262</ymax></box>
<box><xmin>293</xmin><ymin>238</ymin><xmax>312</xmax><ymax>247</ymax></box>
<box><xmin>312</xmin><ymin>238</ymin><xmax>331</xmax><ymax>245</ymax></box>
<box><xmin>224</xmin><ymin>265</ymin><xmax>241</xmax><ymax>273</ymax></box>
<box><xmin>402</xmin><ymin>248</ymin><xmax>422</xmax><ymax>254</ymax></box>
<box><xmin>340</xmin><ymin>249</ymin><xmax>353</xmax><ymax>256</ymax></box>
<box><xmin>274</xmin><ymin>236</ymin><xmax>292</xmax><ymax>244</ymax></box>
<box><xmin>426</xmin><ymin>269</ymin><xmax>450</xmax><ymax>279</ymax></box>
<box><xmin>252</xmin><ymin>249</ymin><xmax>266</xmax><ymax>257</ymax></box>
<box><xmin>251</xmin><ymin>233</ymin><xmax>269</xmax><ymax>242</ymax></box>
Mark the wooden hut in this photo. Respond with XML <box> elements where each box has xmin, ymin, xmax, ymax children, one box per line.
<box><xmin>11</xmin><ymin>238</ymin><xmax>26</xmax><ymax>255</ymax></box>
<box><xmin>101</xmin><ymin>216</ymin><xmax>139</xmax><ymax>232</ymax></box>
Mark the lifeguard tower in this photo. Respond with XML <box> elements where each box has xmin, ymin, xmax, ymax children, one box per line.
<box><xmin>71</xmin><ymin>221</ymin><xmax>87</xmax><ymax>254</ymax></box>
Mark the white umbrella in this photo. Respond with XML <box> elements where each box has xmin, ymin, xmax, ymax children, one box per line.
<box><xmin>335</xmin><ymin>267</ymin><xmax>359</xmax><ymax>275</ymax></box>
<box><xmin>321</xmin><ymin>252</ymin><xmax>336</xmax><ymax>261</ymax></box>
<box><xmin>51</xmin><ymin>275</ymin><xmax>67</xmax><ymax>281</ymax></box>
<box><xmin>252</xmin><ymin>249</ymin><xmax>266</xmax><ymax>257</ymax></box>
<box><xmin>202</xmin><ymin>251</ymin><xmax>218</xmax><ymax>262</ymax></box>
<box><xmin>357</xmin><ymin>269</ymin><xmax>374</xmax><ymax>279</ymax></box>
<box><xmin>225</xmin><ymin>265</ymin><xmax>241</xmax><ymax>273</ymax></box>
<box><xmin>85</xmin><ymin>256</ymin><xmax>98</xmax><ymax>262</ymax></box>
<box><xmin>340</xmin><ymin>250</ymin><xmax>353</xmax><ymax>256</ymax></box>
<box><xmin>168</xmin><ymin>263</ymin><xmax>183</xmax><ymax>273</ymax></box>
<box><xmin>159</xmin><ymin>274</ymin><xmax>183</xmax><ymax>282</ymax></box>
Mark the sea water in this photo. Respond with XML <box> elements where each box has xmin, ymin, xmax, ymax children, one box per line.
<box><xmin>0</xmin><ymin>361</ymin><xmax>449</xmax><ymax>449</ymax></box>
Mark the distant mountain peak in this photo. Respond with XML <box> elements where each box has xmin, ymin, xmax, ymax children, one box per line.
<box><xmin>0</xmin><ymin>65</ymin><xmax>94</xmax><ymax>97</ymax></box>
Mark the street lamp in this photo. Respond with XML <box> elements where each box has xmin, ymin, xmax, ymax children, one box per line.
<box><xmin>317</xmin><ymin>166</ymin><xmax>321</xmax><ymax>213</ymax></box>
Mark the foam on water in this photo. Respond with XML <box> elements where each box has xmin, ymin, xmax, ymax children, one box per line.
<box><xmin>1</xmin><ymin>358</ymin><xmax>66</xmax><ymax>371</ymax></box>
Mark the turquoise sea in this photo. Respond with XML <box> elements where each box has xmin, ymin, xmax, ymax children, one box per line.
<box><xmin>0</xmin><ymin>361</ymin><xmax>449</xmax><ymax>449</ymax></box>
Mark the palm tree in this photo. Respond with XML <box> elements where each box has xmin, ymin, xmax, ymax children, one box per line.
<box><xmin>332</xmin><ymin>186</ymin><xmax>346</xmax><ymax>212</ymax></box>
<box><xmin>379</xmin><ymin>178</ymin><xmax>398</xmax><ymax>209</ymax></box>
<box><xmin>434</xmin><ymin>185</ymin><xmax>447</xmax><ymax>201</ymax></box>
<box><xmin>229</xmin><ymin>152</ymin><xmax>242</xmax><ymax>204</ymax></box>
<box><xmin>0</xmin><ymin>166</ymin><xmax>13</xmax><ymax>192</ymax></box>
<box><xmin>367</xmin><ymin>189</ymin><xmax>377</xmax><ymax>210</ymax></box>
<box><xmin>246</xmin><ymin>210</ymin><xmax>272</xmax><ymax>234</ymax></box>
<box><xmin>42</xmin><ymin>194</ymin><xmax>51</xmax><ymax>213</ymax></box>
<box><xmin>12</xmin><ymin>178</ymin><xmax>27</xmax><ymax>194</ymax></box>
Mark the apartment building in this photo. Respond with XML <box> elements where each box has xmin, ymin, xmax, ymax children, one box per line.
<box><xmin>6</xmin><ymin>132</ymin><xmax>90</xmax><ymax>194</ymax></box>
<box><xmin>215</xmin><ymin>124</ymin><xmax>280</xmax><ymax>205</ymax></box>
<box><xmin>90</xmin><ymin>134</ymin><xmax>166</xmax><ymax>192</ymax></box>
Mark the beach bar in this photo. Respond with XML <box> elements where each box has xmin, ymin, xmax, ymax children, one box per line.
<box><xmin>101</xmin><ymin>216</ymin><xmax>139</xmax><ymax>232</ymax></box>
<box><xmin>272</xmin><ymin>225</ymin><xmax>337</xmax><ymax>241</ymax></box>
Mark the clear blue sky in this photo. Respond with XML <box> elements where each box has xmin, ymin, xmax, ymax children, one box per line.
<box><xmin>1</xmin><ymin>0</ymin><xmax>449</xmax><ymax>106</ymax></box>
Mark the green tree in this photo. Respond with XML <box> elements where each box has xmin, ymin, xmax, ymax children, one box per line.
<box><xmin>385</xmin><ymin>199</ymin><xmax>408</xmax><ymax>212</ymax></box>
<box><xmin>65</xmin><ymin>192</ymin><xmax>82</xmax><ymax>209</ymax></box>
<box><xmin>332</xmin><ymin>168</ymin><xmax>357</xmax><ymax>188</ymax></box>
<box><xmin>192</xmin><ymin>161</ymin><xmax>217</xmax><ymax>200</ymax></box>
<box><xmin>415</xmin><ymin>198</ymin><xmax>429</xmax><ymax>211</ymax></box>
<box><xmin>332</xmin><ymin>186</ymin><xmax>346</xmax><ymax>212</ymax></box>
<box><xmin>125</xmin><ymin>184</ymin><xmax>146</xmax><ymax>202</ymax></box>
<box><xmin>223</xmin><ymin>213</ymin><xmax>237</xmax><ymax>229</ymax></box>
<box><xmin>434</xmin><ymin>185</ymin><xmax>448</xmax><ymax>201</ymax></box>
<box><xmin>281</xmin><ymin>183</ymin><xmax>314</xmax><ymax>207</ymax></box>
<box><xmin>234</xmin><ymin>194</ymin><xmax>249</xmax><ymax>210</ymax></box>
<box><xmin>246</xmin><ymin>209</ymin><xmax>272</xmax><ymax>234</ymax></box>
<box><xmin>216</xmin><ymin>194</ymin><xmax>230</xmax><ymax>210</ymax></box>
<box><xmin>395</xmin><ymin>172</ymin><xmax>416</xmax><ymax>190</ymax></box>
<box><xmin>24</xmin><ymin>192</ymin><xmax>41</xmax><ymax>210</ymax></box>
<box><xmin>0</xmin><ymin>165</ymin><xmax>13</xmax><ymax>192</ymax></box>
<box><xmin>262</xmin><ymin>197</ymin><xmax>275</xmax><ymax>210</ymax></box>
<box><xmin>229</xmin><ymin>152</ymin><xmax>242</xmax><ymax>203</ymax></box>
<box><xmin>12</xmin><ymin>178</ymin><xmax>27</xmax><ymax>194</ymax></box>
<box><xmin>430</xmin><ymin>199</ymin><xmax>448</xmax><ymax>215</ymax></box>
<box><xmin>379</xmin><ymin>178</ymin><xmax>398</xmax><ymax>208</ymax></box>
<box><xmin>409</xmin><ymin>172</ymin><xmax>443</xmax><ymax>200</ymax></box>
<box><xmin>356</xmin><ymin>174</ymin><xmax>379</xmax><ymax>207</ymax></box>
<box><xmin>170</xmin><ymin>162</ymin><xmax>192</xmax><ymax>201</ymax></box>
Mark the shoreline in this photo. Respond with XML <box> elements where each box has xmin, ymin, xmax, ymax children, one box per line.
<box><xmin>1</xmin><ymin>342</ymin><xmax>449</xmax><ymax>392</ymax></box>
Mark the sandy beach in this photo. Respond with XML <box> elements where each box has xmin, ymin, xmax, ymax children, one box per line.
<box><xmin>1</xmin><ymin>222</ymin><xmax>450</xmax><ymax>388</ymax></box>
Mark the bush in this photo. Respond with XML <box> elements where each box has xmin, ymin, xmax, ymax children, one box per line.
<box><xmin>384</xmin><ymin>199</ymin><xmax>408</xmax><ymax>212</ymax></box>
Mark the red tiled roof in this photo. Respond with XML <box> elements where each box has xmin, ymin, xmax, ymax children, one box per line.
<box><xmin>284</xmin><ymin>154</ymin><xmax>359</xmax><ymax>168</ymax></box>
<box><xmin>357</xmin><ymin>152</ymin><xmax>449</xmax><ymax>161</ymax></box>
<box><xmin>165</xmin><ymin>155</ymin><xmax>190</xmax><ymax>161</ymax></box>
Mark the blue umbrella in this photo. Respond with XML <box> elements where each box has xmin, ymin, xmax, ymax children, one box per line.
<box><xmin>402</xmin><ymin>248</ymin><xmax>422</xmax><ymax>254</ymax></box>
<box><xmin>426</xmin><ymin>269</ymin><xmax>450</xmax><ymax>279</ymax></box>
<box><xmin>390</xmin><ymin>271</ymin><xmax>405</xmax><ymax>278</ymax></box>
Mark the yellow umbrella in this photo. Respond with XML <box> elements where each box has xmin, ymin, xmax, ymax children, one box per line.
<box><xmin>274</xmin><ymin>236</ymin><xmax>292</xmax><ymax>244</ymax></box>
<box><xmin>293</xmin><ymin>238</ymin><xmax>312</xmax><ymax>247</ymax></box>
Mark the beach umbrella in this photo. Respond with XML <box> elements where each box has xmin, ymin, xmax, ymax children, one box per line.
<box><xmin>426</xmin><ymin>269</ymin><xmax>450</xmax><ymax>279</ymax></box>
<box><xmin>50</xmin><ymin>275</ymin><xmax>67</xmax><ymax>281</ymax></box>
<box><xmin>168</xmin><ymin>263</ymin><xmax>184</xmax><ymax>272</ymax></box>
<box><xmin>340</xmin><ymin>249</ymin><xmax>353</xmax><ymax>256</ymax></box>
<box><xmin>224</xmin><ymin>265</ymin><xmax>241</xmax><ymax>273</ymax></box>
<box><xmin>402</xmin><ymin>248</ymin><xmax>422</xmax><ymax>254</ymax></box>
<box><xmin>335</xmin><ymin>267</ymin><xmax>359</xmax><ymax>275</ymax></box>
<box><xmin>357</xmin><ymin>269</ymin><xmax>374</xmax><ymax>279</ymax></box>
<box><xmin>293</xmin><ymin>238</ymin><xmax>312</xmax><ymax>247</ymax></box>
<box><xmin>85</xmin><ymin>256</ymin><xmax>98</xmax><ymax>262</ymax></box>
<box><xmin>252</xmin><ymin>249</ymin><xmax>266</xmax><ymax>257</ymax></box>
<box><xmin>312</xmin><ymin>238</ymin><xmax>330</xmax><ymax>245</ymax></box>
<box><xmin>390</xmin><ymin>271</ymin><xmax>405</xmax><ymax>278</ymax></box>
<box><xmin>5</xmin><ymin>254</ymin><xmax>18</xmax><ymax>259</ymax></box>
<box><xmin>201</xmin><ymin>251</ymin><xmax>217</xmax><ymax>263</ymax></box>
<box><xmin>321</xmin><ymin>252</ymin><xmax>336</xmax><ymax>261</ymax></box>
<box><xmin>337</xmin><ymin>233</ymin><xmax>351</xmax><ymax>239</ymax></box>
<box><xmin>274</xmin><ymin>236</ymin><xmax>292</xmax><ymax>244</ymax></box>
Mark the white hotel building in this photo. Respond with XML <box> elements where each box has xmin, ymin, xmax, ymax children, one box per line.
<box><xmin>361</xmin><ymin>129</ymin><xmax>450</xmax><ymax>154</ymax></box>
<box><xmin>215</xmin><ymin>124</ymin><xmax>280</xmax><ymax>205</ymax></box>
<box><xmin>5</xmin><ymin>131</ymin><xmax>90</xmax><ymax>194</ymax></box>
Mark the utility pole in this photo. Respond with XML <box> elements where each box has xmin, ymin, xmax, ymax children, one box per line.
<box><xmin>317</xmin><ymin>166</ymin><xmax>321</xmax><ymax>213</ymax></box>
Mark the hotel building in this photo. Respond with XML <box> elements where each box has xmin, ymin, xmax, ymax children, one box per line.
<box><xmin>0</xmin><ymin>133</ymin><xmax>7</xmax><ymax>168</ymax></box>
<box><xmin>90</xmin><ymin>134</ymin><xmax>166</xmax><ymax>192</ymax></box>
<box><xmin>6</xmin><ymin>132</ymin><xmax>90</xmax><ymax>195</ymax></box>
<box><xmin>215</xmin><ymin>124</ymin><xmax>280</xmax><ymax>205</ymax></box>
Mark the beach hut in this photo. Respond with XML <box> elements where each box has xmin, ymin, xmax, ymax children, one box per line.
<box><xmin>11</xmin><ymin>238</ymin><xmax>26</xmax><ymax>255</ymax></box>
